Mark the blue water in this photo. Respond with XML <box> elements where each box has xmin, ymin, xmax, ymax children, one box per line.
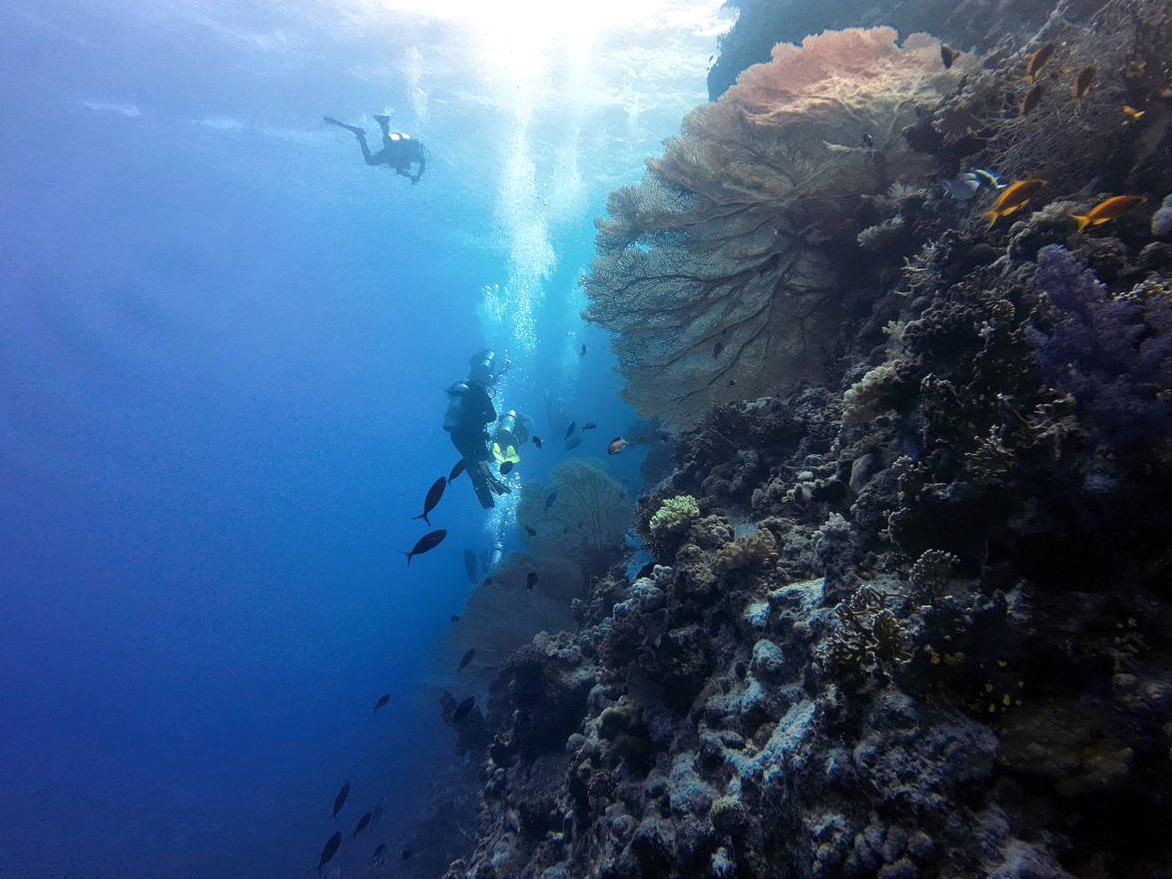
<box><xmin>0</xmin><ymin>1</ymin><xmax>724</xmax><ymax>875</ymax></box>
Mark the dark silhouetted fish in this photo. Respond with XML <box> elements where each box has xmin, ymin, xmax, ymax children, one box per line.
<box><xmin>1026</xmin><ymin>41</ymin><xmax>1055</xmax><ymax>81</ymax></box>
<box><xmin>565</xmin><ymin>421</ymin><xmax>576</xmax><ymax>438</ymax></box>
<box><xmin>940</xmin><ymin>43</ymin><xmax>956</xmax><ymax>69</ymax></box>
<box><xmin>533</xmin><ymin>436</ymin><xmax>543</xmax><ymax>449</ymax></box>
<box><xmin>450</xmin><ymin>614</ymin><xmax>460</xmax><ymax>623</ymax></box>
<box><xmin>372</xmin><ymin>694</ymin><xmax>390</xmax><ymax>713</ymax></box>
<box><xmin>372</xmin><ymin>843</ymin><xmax>388</xmax><ymax>863</ymax></box>
<box><xmin>352</xmin><ymin>811</ymin><xmax>372</xmax><ymax>836</ymax></box>
<box><xmin>1073</xmin><ymin>65</ymin><xmax>1096</xmax><ymax>100</ymax></box>
<box><xmin>448</xmin><ymin>459</ymin><xmax>467</xmax><ymax>484</ymax></box>
<box><xmin>566</xmin><ymin>435</ymin><xmax>583</xmax><ymax>450</ymax></box>
<box><xmin>579</xmin><ymin>343</ymin><xmax>587</xmax><ymax>358</ymax></box>
<box><xmin>524</xmin><ymin>524</ymin><xmax>537</xmax><ymax>536</ymax></box>
<box><xmin>1020</xmin><ymin>83</ymin><xmax>1044</xmax><ymax>116</ymax></box>
<box><xmin>318</xmin><ymin>831</ymin><xmax>342</xmax><ymax>871</ymax></box>
<box><xmin>458</xmin><ymin>648</ymin><xmax>476</xmax><ymax>673</ymax></box>
<box><xmin>453</xmin><ymin>696</ymin><xmax>475</xmax><ymax>722</ymax></box>
<box><xmin>500</xmin><ymin>460</ymin><xmax>514</xmax><ymax>475</ymax></box>
<box><xmin>526</xmin><ymin>571</ymin><xmax>538</xmax><ymax>590</ymax></box>
<box><xmin>332</xmin><ymin>782</ymin><xmax>351</xmax><ymax>818</ymax></box>
<box><xmin>401</xmin><ymin>847</ymin><xmax>415</xmax><ymax>860</ymax></box>
<box><xmin>643</xmin><ymin>608</ymin><xmax>669</xmax><ymax>649</ymax></box>
<box><xmin>404</xmin><ymin>529</ymin><xmax>447</xmax><ymax>565</ymax></box>
<box><xmin>464</xmin><ymin>549</ymin><xmax>478</xmax><ymax>583</ymax></box>
<box><xmin>545</xmin><ymin>492</ymin><xmax>558</xmax><ymax>508</ymax></box>
<box><xmin>372</xmin><ymin>798</ymin><xmax>385</xmax><ymax>827</ymax></box>
<box><xmin>583</xmin><ymin>421</ymin><xmax>597</xmax><ymax>430</ymax></box>
<box><xmin>413</xmin><ymin>477</ymin><xmax>447</xmax><ymax>526</ymax></box>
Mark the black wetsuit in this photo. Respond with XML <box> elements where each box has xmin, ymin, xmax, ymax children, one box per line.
<box><xmin>444</xmin><ymin>380</ymin><xmax>503</xmax><ymax>508</ymax></box>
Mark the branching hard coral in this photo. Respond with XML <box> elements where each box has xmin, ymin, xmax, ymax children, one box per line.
<box><xmin>1027</xmin><ymin>245</ymin><xmax>1172</xmax><ymax>448</ymax></box>
<box><xmin>817</xmin><ymin>584</ymin><xmax>911</xmax><ymax>683</ymax></box>
<box><xmin>909</xmin><ymin>549</ymin><xmax>959</xmax><ymax>604</ymax></box>
<box><xmin>648</xmin><ymin>495</ymin><xmax>701</xmax><ymax>540</ymax></box>
<box><xmin>518</xmin><ymin>460</ymin><xmax>634</xmax><ymax>568</ymax></box>
<box><xmin>584</xmin><ymin>27</ymin><xmax>970</xmax><ymax>426</ymax></box>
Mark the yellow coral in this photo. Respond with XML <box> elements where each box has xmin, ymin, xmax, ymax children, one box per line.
<box><xmin>649</xmin><ymin>495</ymin><xmax>701</xmax><ymax>538</ymax></box>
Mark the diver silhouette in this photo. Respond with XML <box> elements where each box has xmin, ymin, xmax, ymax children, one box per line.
<box><xmin>324</xmin><ymin>114</ymin><xmax>428</xmax><ymax>184</ymax></box>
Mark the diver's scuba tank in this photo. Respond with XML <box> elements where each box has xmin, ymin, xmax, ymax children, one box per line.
<box><xmin>468</xmin><ymin>350</ymin><xmax>496</xmax><ymax>384</ymax></box>
<box><xmin>491</xmin><ymin>410</ymin><xmax>531</xmax><ymax>464</ymax></box>
<box><xmin>488</xmin><ymin>540</ymin><xmax>505</xmax><ymax>570</ymax></box>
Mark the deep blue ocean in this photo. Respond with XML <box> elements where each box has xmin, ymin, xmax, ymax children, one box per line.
<box><xmin>0</xmin><ymin>1</ymin><xmax>726</xmax><ymax>875</ymax></box>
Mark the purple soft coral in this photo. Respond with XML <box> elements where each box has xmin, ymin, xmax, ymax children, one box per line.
<box><xmin>1027</xmin><ymin>245</ymin><xmax>1172</xmax><ymax>447</ymax></box>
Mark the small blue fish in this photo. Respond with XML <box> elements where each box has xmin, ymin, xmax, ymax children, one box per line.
<box><xmin>943</xmin><ymin>168</ymin><xmax>1005</xmax><ymax>200</ymax></box>
<box><xmin>545</xmin><ymin>492</ymin><xmax>558</xmax><ymax>509</ymax></box>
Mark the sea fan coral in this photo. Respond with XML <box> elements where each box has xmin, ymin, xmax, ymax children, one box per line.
<box><xmin>450</xmin><ymin>553</ymin><xmax>583</xmax><ymax>670</ymax></box>
<box><xmin>517</xmin><ymin>459</ymin><xmax>634</xmax><ymax>569</ymax></box>
<box><xmin>584</xmin><ymin>27</ymin><xmax>969</xmax><ymax>426</ymax></box>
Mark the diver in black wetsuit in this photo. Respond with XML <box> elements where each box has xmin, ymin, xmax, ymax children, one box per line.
<box><xmin>445</xmin><ymin>351</ymin><xmax>512</xmax><ymax>508</ymax></box>
<box><xmin>324</xmin><ymin>114</ymin><xmax>428</xmax><ymax>184</ymax></box>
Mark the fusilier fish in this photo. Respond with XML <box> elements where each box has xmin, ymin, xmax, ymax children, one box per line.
<box><xmin>318</xmin><ymin>831</ymin><xmax>342</xmax><ymax>871</ymax></box>
<box><xmin>453</xmin><ymin>696</ymin><xmax>475</xmax><ymax>722</ymax></box>
<box><xmin>458</xmin><ymin>648</ymin><xmax>476</xmax><ymax>673</ymax></box>
<box><xmin>332</xmin><ymin>782</ymin><xmax>351</xmax><ymax>818</ymax></box>
<box><xmin>352</xmin><ymin>811</ymin><xmax>372</xmax><ymax>836</ymax></box>
<box><xmin>448</xmin><ymin>459</ymin><xmax>467</xmax><ymax>484</ymax></box>
<box><xmin>413</xmin><ymin>477</ymin><xmax>447</xmax><ymax>526</ymax></box>
<box><xmin>372</xmin><ymin>694</ymin><xmax>390</xmax><ymax>713</ymax></box>
<box><xmin>404</xmin><ymin>529</ymin><xmax>447</xmax><ymax>564</ymax></box>
<box><xmin>545</xmin><ymin>492</ymin><xmax>558</xmax><ymax>508</ymax></box>
<box><xmin>565</xmin><ymin>422</ymin><xmax>576</xmax><ymax>438</ymax></box>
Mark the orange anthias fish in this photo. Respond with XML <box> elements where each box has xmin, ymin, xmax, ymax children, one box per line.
<box><xmin>1070</xmin><ymin>195</ymin><xmax>1147</xmax><ymax>232</ymax></box>
<box><xmin>1072</xmin><ymin>66</ymin><xmax>1097</xmax><ymax>100</ymax></box>
<box><xmin>1122</xmin><ymin>105</ymin><xmax>1145</xmax><ymax>124</ymax></box>
<box><xmin>1026</xmin><ymin>42</ymin><xmax>1056</xmax><ymax>80</ymax></box>
<box><xmin>983</xmin><ymin>179</ymin><xmax>1047</xmax><ymax>228</ymax></box>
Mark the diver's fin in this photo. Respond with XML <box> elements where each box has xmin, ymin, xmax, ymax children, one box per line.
<box><xmin>323</xmin><ymin>116</ymin><xmax>365</xmax><ymax>135</ymax></box>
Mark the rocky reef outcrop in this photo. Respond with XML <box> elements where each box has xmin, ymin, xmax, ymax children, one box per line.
<box><xmin>441</xmin><ymin>2</ymin><xmax>1172</xmax><ymax>876</ymax></box>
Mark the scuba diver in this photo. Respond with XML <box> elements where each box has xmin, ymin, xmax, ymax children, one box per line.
<box><xmin>324</xmin><ymin>114</ymin><xmax>428</xmax><ymax>184</ymax></box>
<box><xmin>445</xmin><ymin>350</ymin><xmax>514</xmax><ymax>509</ymax></box>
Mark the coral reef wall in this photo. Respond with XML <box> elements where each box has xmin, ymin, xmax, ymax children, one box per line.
<box><xmin>443</xmin><ymin>3</ymin><xmax>1172</xmax><ymax>877</ymax></box>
